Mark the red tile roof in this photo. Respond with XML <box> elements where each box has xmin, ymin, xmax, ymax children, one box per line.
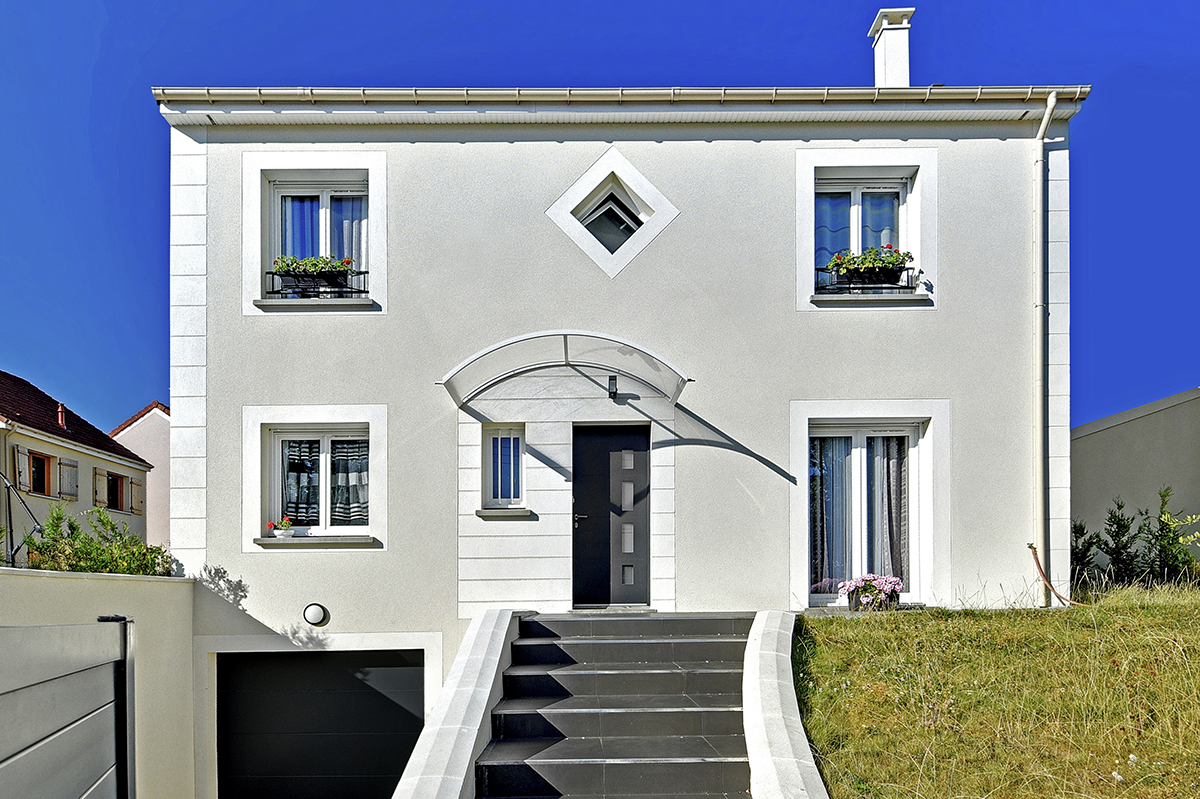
<box><xmin>0</xmin><ymin>370</ymin><xmax>152</xmax><ymax>468</ymax></box>
<box><xmin>110</xmin><ymin>400</ymin><xmax>170</xmax><ymax>437</ymax></box>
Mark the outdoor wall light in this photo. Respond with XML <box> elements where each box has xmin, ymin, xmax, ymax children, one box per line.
<box><xmin>608</xmin><ymin>375</ymin><xmax>618</xmax><ymax>399</ymax></box>
<box><xmin>303</xmin><ymin>603</ymin><xmax>330</xmax><ymax>627</ymax></box>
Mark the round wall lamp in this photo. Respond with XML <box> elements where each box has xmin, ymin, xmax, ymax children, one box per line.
<box><xmin>303</xmin><ymin>603</ymin><xmax>330</xmax><ymax>627</ymax></box>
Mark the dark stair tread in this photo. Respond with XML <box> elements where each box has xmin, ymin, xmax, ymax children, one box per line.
<box><xmin>559</xmin><ymin>794</ymin><xmax>750</xmax><ymax>799</ymax></box>
<box><xmin>479</xmin><ymin>735</ymin><xmax>748</xmax><ymax>764</ymax></box>
<box><xmin>513</xmin><ymin>635</ymin><xmax>747</xmax><ymax>645</ymax></box>
<box><xmin>505</xmin><ymin>662</ymin><xmax>742</xmax><ymax>675</ymax></box>
<box><xmin>494</xmin><ymin>695</ymin><xmax>742</xmax><ymax>712</ymax></box>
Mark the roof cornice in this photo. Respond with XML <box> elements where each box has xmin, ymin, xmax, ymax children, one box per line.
<box><xmin>152</xmin><ymin>85</ymin><xmax>1089</xmax><ymax>127</ymax></box>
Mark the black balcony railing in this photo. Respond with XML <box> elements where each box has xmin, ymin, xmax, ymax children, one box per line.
<box><xmin>265</xmin><ymin>270</ymin><xmax>369</xmax><ymax>299</ymax></box>
<box><xmin>815</xmin><ymin>266</ymin><xmax>917</xmax><ymax>295</ymax></box>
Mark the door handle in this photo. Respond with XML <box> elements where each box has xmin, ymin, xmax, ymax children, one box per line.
<box><xmin>573</xmin><ymin>514</ymin><xmax>588</xmax><ymax>520</ymax></box>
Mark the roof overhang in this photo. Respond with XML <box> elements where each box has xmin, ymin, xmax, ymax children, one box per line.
<box><xmin>153</xmin><ymin>85</ymin><xmax>1088</xmax><ymax>127</ymax></box>
<box><xmin>438</xmin><ymin>331</ymin><xmax>692</xmax><ymax>407</ymax></box>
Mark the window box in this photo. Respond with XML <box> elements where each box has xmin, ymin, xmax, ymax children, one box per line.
<box><xmin>816</xmin><ymin>265</ymin><xmax>917</xmax><ymax>294</ymax></box>
<box><xmin>265</xmin><ymin>269</ymin><xmax>369</xmax><ymax>300</ymax></box>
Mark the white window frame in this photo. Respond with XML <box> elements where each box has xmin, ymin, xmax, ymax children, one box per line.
<box><xmin>270</xmin><ymin>426</ymin><xmax>370</xmax><ymax>533</ymax></box>
<box><xmin>814</xmin><ymin>180</ymin><xmax>909</xmax><ymax>259</ymax></box>
<box><xmin>797</xmin><ymin>147</ymin><xmax>938</xmax><ymax>309</ymax></box>
<box><xmin>242</xmin><ymin>151</ymin><xmax>387</xmax><ymax>314</ymax></box>
<box><xmin>808</xmin><ymin>424</ymin><xmax>920</xmax><ymax>607</ymax></box>
<box><xmin>270</xmin><ymin>180</ymin><xmax>369</xmax><ymax>267</ymax></box>
<box><xmin>242</xmin><ymin>404</ymin><xmax>388</xmax><ymax>550</ymax></box>
<box><xmin>791</xmin><ymin>399</ymin><xmax>948</xmax><ymax>610</ymax></box>
<box><xmin>482</xmin><ymin>425</ymin><xmax>526</xmax><ymax>509</ymax></box>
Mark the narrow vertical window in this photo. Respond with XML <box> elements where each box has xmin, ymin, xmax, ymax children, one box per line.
<box><xmin>30</xmin><ymin>452</ymin><xmax>51</xmax><ymax>496</ymax></box>
<box><xmin>485</xmin><ymin>426</ymin><xmax>525</xmax><ymax>508</ymax></box>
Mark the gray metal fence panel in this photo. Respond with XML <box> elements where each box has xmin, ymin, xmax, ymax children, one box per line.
<box><xmin>0</xmin><ymin>704</ymin><xmax>117</xmax><ymax>799</ymax></box>
<box><xmin>0</xmin><ymin>624</ymin><xmax>122</xmax><ymax>694</ymax></box>
<box><xmin>0</xmin><ymin>663</ymin><xmax>115</xmax><ymax>762</ymax></box>
<box><xmin>0</xmin><ymin>622</ymin><xmax>130</xmax><ymax>799</ymax></box>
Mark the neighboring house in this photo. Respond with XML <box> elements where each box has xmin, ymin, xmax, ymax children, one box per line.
<box><xmin>1072</xmin><ymin>388</ymin><xmax>1200</xmax><ymax>532</ymax></box>
<box><xmin>0</xmin><ymin>370</ymin><xmax>152</xmax><ymax>559</ymax></box>
<box><xmin>111</xmin><ymin>400</ymin><xmax>171</xmax><ymax>547</ymax></box>
<box><xmin>154</xmin><ymin>8</ymin><xmax>1086</xmax><ymax>796</ymax></box>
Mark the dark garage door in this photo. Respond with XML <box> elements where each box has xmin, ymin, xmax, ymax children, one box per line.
<box><xmin>217</xmin><ymin>649</ymin><xmax>424</xmax><ymax>799</ymax></box>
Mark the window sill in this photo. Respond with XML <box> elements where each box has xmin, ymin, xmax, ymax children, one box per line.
<box><xmin>809</xmin><ymin>292</ymin><xmax>933</xmax><ymax>308</ymax></box>
<box><xmin>254</xmin><ymin>535</ymin><xmax>380</xmax><ymax>548</ymax></box>
<box><xmin>476</xmin><ymin>508</ymin><xmax>534</xmax><ymax>519</ymax></box>
<box><xmin>252</xmin><ymin>298</ymin><xmax>378</xmax><ymax>311</ymax></box>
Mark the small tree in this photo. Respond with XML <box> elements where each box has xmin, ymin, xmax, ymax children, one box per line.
<box><xmin>1138</xmin><ymin>487</ymin><xmax>1200</xmax><ymax>583</ymax></box>
<box><xmin>1070</xmin><ymin>519</ymin><xmax>1100</xmax><ymax>587</ymax></box>
<box><xmin>26</xmin><ymin>505</ymin><xmax>171</xmax><ymax>577</ymax></box>
<box><xmin>1096</xmin><ymin>498</ymin><xmax>1141</xmax><ymax>585</ymax></box>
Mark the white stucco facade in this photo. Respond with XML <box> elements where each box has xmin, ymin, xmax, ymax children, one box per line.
<box><xmin>157</xmin><ymin>63</ymin><xmax>1085</xmax><ymax>797</ymax></box>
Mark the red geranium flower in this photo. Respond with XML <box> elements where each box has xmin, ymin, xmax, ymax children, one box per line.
<box><xmin>267</xmin><ymin>521</ymin><xmax>275</xmax><ymax>529</ymax></box>
<box><xmin>885</xmin><ymin>244</ymin><xmax>893</xmax><ymax>249</ymax></box>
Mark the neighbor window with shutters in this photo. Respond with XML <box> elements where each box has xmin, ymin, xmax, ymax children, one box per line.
<box><xmin>14</xmin><ymin>446</ymin><xmax>55</xmax><ymax>497</ymax></box>
<box><xmin>483</xmin><ymin>425</ymin><xmax>524</xmax><ymax>509</ymax></box>
<box><xmin>271</xmin><ymin>427</ymin><xmax>369</xmax><ymax>531</ymax></box>
<box><xmin>809</xmin><ymin>426</ymin><xmax>917</xmax><ymax>601</ymax></box>
<box><xmin>92</xmin><ymin>468</ymin><xmax>142</xmax><ymax>514</ymax></box>
<box><xmin>265</xmin><ymin>179</ymin><xmax>368</xmax><ymax>300</ymax></box>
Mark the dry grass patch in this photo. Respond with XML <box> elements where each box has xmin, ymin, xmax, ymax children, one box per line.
<box><xmin>796</xmin><ymin>587</ymin><xmax>1200</xmax><ymax>798</ymax></box>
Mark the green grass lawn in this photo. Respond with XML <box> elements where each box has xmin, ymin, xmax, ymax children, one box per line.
<box><xmin>796</xmin><ymin>587</ymin><xmax>1200</xmax><ymax>798</ymax></box>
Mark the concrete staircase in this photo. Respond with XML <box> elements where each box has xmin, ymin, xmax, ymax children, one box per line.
<box><xmin>474</xmin><ymin>613</ymin><xmax>754</xmax><ymax>799</ymax></box>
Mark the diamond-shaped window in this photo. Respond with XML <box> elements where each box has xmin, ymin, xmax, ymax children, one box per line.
<box><xmin>547</xmin><ymin>148</ymin><xmax>678</xmax><ymax>278</ymax></box>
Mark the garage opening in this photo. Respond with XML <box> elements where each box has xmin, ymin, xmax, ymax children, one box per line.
<box><xmin>217</xmin><ymin>649</ymin><xmax>423</xmax><ymax>799</ymax></box>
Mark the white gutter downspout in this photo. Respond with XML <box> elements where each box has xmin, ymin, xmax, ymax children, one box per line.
<box><xmin>1034</xmin><ymin>91</ymin><xmax>1057</xmax><ymax>607</ymax></box>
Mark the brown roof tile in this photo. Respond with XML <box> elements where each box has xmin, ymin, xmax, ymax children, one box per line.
<box><xmin>0</xmin><ymin>371</ymin><xmax>152</xmax><ymax>468</ymax></box>
<box><xmin>110</xmin><ymin>400</ymin><xmax>170</xmax><ymax>437</ymax></box>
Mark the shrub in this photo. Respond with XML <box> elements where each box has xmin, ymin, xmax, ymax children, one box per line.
<box><xmin>1094</xmin><ymin>498</ymin><xmax>1144</xmax><ymax>584</ymax></box>
<box><xmin>25</xmin><ymin>505</ymin><xmax>171</xmax><ymax>577</ymax></box>
<box><xmin>1138</xmin><ymin>487</ymin><xmax>1200</xmax><ymax>582</ymax></box>
<box><xmin>1070</xmin><ymin>518</ymin><xmax>1100</xmax><ymax>586</ymax></box>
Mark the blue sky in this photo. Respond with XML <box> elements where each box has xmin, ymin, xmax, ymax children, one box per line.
<box><xmin>2</xmin><ymin>0</ymin><xmax>1196</xmax><ymax>432</ymax></box>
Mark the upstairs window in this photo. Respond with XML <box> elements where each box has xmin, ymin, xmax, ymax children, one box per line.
<box><xmin>267</xmin><ymin>180</ymin><xmax>369</xmax><ymax>300</ymax></box>
<box><xmin>815</xmin><ymin>181</ymin><xmax>911</xmax><ymax>293</ymax></box>
<box><xmin>29</xmin><ymin>451</ymin><xmax>51</xmax><ymax>496</ymax></box>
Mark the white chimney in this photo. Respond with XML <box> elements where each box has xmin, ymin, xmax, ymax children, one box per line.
<box><xmin>869</xmin><ymin>8</ymin><xmax>915</xmax><ymax>88</ymax></box>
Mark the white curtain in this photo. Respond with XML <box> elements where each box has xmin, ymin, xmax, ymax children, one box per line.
<box><xmin>810</xmin><ymin>436</ymin><xmax>852</xmax><ymax>593</ymax></box>
<box><xmin>867</xmin><ymin>435</ymin><xmax>909</xmax><ymax>581</ymax></box>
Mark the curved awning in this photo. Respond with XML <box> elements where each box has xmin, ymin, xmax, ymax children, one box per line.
<box><xmin>438</xmin><ymin>330</ymin><xmax>692</xmax><ymax>407</ymax></box>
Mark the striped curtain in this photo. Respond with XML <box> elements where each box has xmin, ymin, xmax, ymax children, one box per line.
<box><xmin>281</xmin><ymin>196</ymin><xmax>320</xmax><ymax>258</ymax></box>
<box><xmin>331</xmin><ymin>439</ymin><xmax>369</xmax><ymax>526</ymax></box>
<box><xmin>809</xmin><ymin>437</ymin><xmax>852</xmax><ymax>593</ymax></box>
<box><xmin>867</xmin><ymin>436</ymin><xmax>909</xmax><ymax>582</ymax></box>
<box><xmin>283</xmin><ymin>440</ymin><xmax>320</xmax><ymax>526</ymax></box>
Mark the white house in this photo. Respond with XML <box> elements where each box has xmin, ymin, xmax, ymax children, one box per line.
<box><xmin>1</xmin><ymin>370</ymin><xmax>152</xmax><ymax>555</ymax></box>
<box><xmin>153</xmin><ymin>8</ymin><xmax>1086</xmax><ymax>796</ymax></box>
<box><xmin>110</xmin><ymin>401</ymin><xmax>171</xmax><ymax>547</ymax></box>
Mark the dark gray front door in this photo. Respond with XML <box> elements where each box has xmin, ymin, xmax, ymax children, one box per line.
<box><xmin>572</xmin><ymin>426</ymin><xmax>651</xmax><ymax>607</ymax></box>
